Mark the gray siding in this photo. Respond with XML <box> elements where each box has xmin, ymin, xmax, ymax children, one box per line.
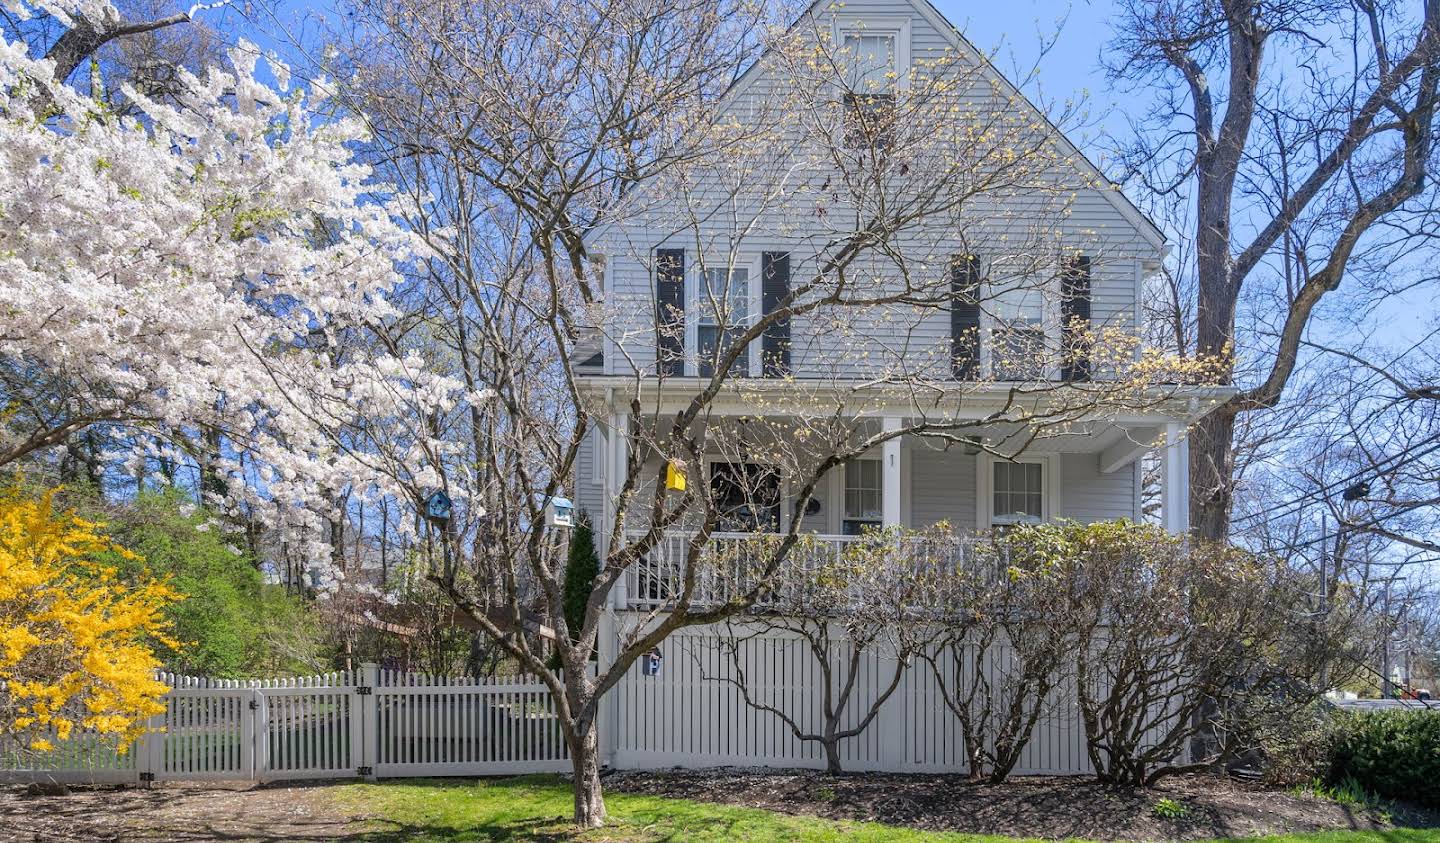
<box><xmin>908</xmin><ymin>446</ymin><xmax>978</xmax><ymax>528</ymax></box>
<box><xmin>1059</xmin><ymin>453</ymin><xmax>1140</xmax><ymax>523</ymax></box>
<box><xmin>575</xmin><ymin>427</ymin><xmax>605</xmax><ymax>523</ymax></box>
<box><xmin>590</xmin><ymin>0</ymin><xmax>1157</xmax><ymax>381</ymax></box>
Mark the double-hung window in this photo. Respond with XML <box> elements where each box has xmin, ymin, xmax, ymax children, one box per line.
<box><xmin>835</xmin><ymin>19</ymin><xmax>908</xmax><ymax>150</ymax></box>
<box><xmin>978</xmin><ymin>453</ymin><xmax>1058</xmax><ymax>529</ymax></box>
<box><xmin>991</xmin><ymin>460</ymin><xmax>1044</xmax><ymax>526</ymax></box>
<box><xmin>843</xmin><ymin>458</ymin><xmax>883</xmax><ymax>535</ymax></box>
<box><xmin>696</xmin><ymin>266</ymin><xmax>750</xmax><ymax>377</ymax></box>
<box><xmin>988</xmin><ymin>277</ymin><xmax>1049</xmax><ymax>381</ymax></box>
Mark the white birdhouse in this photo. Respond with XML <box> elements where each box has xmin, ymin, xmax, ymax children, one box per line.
<box><xmin>546</xmin><ymin>496</ymin><xmax>575</xmax><ymax>528</ymax></box>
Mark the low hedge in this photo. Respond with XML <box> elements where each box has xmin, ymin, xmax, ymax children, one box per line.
<box><xmin>1328</xmin><ymin>708</ymin><xmax>1440</xmax><ymax>807</ymax></box>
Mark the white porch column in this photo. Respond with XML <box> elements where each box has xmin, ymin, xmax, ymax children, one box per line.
<box><xmin>1160</xmin><ymin>422</ymin><xmax>1190</xmax><ymax>534</ymax></box>
<box><xmin>882</xmin><ymin>416</ymin><xmax>902</xmax><ymax>528</ymax></box>
<box><xmin>608</xmin><ymin>411</ymin><xmax>630</xmax><ymax>609</ymax></box>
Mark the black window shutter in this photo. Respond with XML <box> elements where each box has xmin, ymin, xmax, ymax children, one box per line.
<box><xmin>761</xmin><ymin>252</ymin><xmax>791</xmax><ymax>377</ymax></box>
<box><xmin>655</xmin><ymin>248</ymin><xmax>685</xmax><ymax>377</ymax></box>
<box><xmin>950</xmin><ymin>255</ymin><xmax>981</xmax><ymax>380</ymax></box>
<box><xmin>1060</xmin><ymin>255</ymin><xmax>1091</xmax><ymax>382</ymax></box>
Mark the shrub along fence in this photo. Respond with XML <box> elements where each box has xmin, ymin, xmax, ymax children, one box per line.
<box><xmin>1</xmin><ymin>622</ymin><xmax>1191</xmax><ymax>785</ymax></box>
<box><xmin>1329</xmin><ymin>708</ymin><xmax>1440</xmax><ymax>807</ymax></box>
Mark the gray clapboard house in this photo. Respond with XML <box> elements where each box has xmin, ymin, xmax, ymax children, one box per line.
<box><xmin>572</xmin><ymin>0</ymin><xmax>1231</xmax><ymax>600</ymax></box>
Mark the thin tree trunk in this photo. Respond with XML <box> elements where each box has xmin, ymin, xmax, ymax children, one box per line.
<box><xmin>567</xmin><ymin>720</ymin><xmax>606</xmax><ymax>827</ymax></box>
<box><xmin>822</xmin><ymin>736</ymin><xmax>843</xmax><ymax>774</ymax></box>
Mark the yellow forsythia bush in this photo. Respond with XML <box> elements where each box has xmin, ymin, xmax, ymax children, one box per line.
<box><xmin>0</xmin><ymin>487</ymin><xmax>179</xmax><ymax>753</ymax></box>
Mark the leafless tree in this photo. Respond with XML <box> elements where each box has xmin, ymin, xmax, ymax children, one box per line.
<box><xmin>1107</xmin><ymin>0</ymin><xmax>1440</xmax><ymax>540</ymax></box>
<box><xmin>696</xmin><ymin>529</ymin><xmax>937</xmax><ymax>773</ymax></box>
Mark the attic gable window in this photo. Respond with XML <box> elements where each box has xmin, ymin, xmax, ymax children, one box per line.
<box><xmin>835</xmin><ymin>20</ymin><xmax>909</xmax><ymax>150</ymax></box>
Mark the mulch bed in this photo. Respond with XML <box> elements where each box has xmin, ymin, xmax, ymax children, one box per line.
<box><xmin>606</xmin><ymin>768</ymin><xmax>1440</xmax><ymax>840</ymax></box>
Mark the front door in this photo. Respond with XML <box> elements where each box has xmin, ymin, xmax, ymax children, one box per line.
<box><xmin>709</xmin><ymin>462</ymin><xmax>781</xmax><ymax>532</ymax></box>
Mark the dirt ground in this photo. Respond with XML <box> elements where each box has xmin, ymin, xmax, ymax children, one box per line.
<box><xmin>0</xmin><ymin>781</ymin><xmax>365</xmax><ymax>843</ymax></box>
<box><xmin>609</xmin><ymin>769</ymin><xmax>1440</xmax><ymax>841</ymax></box>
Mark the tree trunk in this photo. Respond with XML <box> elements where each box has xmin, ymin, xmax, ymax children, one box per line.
<box><xmin>821</xmin><ymin>737</ymin><xmax>843</xmax><ymax>774</ymax></box>
<box><xmin>1188</xmin><ymin>408</ymin><xmax>1237</xmax><ymax>542</ymax></box>
<box><xmin>567</xmin><ymin>720</ymin><xmax>606</xmax><ymax>827</ymax></box>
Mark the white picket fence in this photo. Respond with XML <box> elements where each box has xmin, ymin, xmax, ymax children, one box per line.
<box><xmin>3</xmin><ymin>623</ymin><xmax>1171</xmax><ymax>784</ymax></box>
<box><xmin>0</xmin><ymin>667</ymin><xmax>569</xmax><ymax>785</ymax></box>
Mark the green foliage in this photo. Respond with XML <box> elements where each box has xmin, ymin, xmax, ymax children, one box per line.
<box><xmin>70</xmin><ymin>487</ymin><xmax>321</xmax><ymax>677</ymax></box>
<box><xmin>1329</xmin><ymin>709</ymin><xmax>1440</xmax><ymax>807</ymax></box>
<box><xmin>1297</xmin><ymin>775</ymin><xmax>1390</xmax><ymax>820</ymax></box>
<box><xmin>1152</xmin><ymin>798</ymin><xmax>1189</xmax><ymax>820</ymax></box>
<box><xmin>562</xmin><ymin>512</ymin><xmax>600</xmax><ymax>654</ymax></box>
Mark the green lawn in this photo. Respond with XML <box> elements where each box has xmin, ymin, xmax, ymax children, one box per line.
<box><xmin>332</xmin><ymin>775</ymin><xmax>1440</xmax><ymax>843</ymax></box>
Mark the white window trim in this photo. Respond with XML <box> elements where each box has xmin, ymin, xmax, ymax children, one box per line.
<box><xmin>590</xmin><ymin>425</ymin><xmax>606</xmax><ymax>488</ymax></box>
<box><xmin>975</xmin><ymin>452</ymin><xmax>1062</xmax><ymax>529</ymax></box>
<box><xmin>830</xmin><ymin>15</ymin><xmax>912</xmax><ymax>92</ymax></box>
<box><xmin>686</xmin><ymin>255</ymin><xmax>762</xmax><ymax>378</ymax></box>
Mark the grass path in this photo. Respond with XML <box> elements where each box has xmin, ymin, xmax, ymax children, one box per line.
<box><xmin>332</xmin><ymin>775</ymin><xmax>1440</xmax><ymax>843</ymax></box>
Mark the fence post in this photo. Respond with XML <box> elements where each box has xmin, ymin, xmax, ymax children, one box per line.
<box><xmin>359</xmin><ymin>662</ymin><xmax>379</xmax><ymax>780</ymax></box>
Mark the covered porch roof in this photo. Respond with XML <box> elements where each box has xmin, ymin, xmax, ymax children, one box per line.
<box><xmin>577</xmin><ymin>376</ymin><xmax>1235</xmax><ymax>431</ymax></box>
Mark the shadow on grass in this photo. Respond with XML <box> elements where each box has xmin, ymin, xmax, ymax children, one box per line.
<box><xmin>327</xmin><ymin>775</ymin><xmax>851</xmax><ymax>843</ymax></box>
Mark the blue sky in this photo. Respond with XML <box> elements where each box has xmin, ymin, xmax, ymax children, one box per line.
<box><xmin>249</xmin><ymin>0</ymin><xmax>1129</xmax><ymax>157</ymax></box>
<box><xmin>936</xmin><ymin>0</ymin><xmax>1133</xmax><ymax>162</ymax></box>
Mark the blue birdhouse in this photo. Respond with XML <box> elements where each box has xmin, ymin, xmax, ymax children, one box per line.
<box><xmin>424</xmin><ymin>490</ymin><xmax>453</xmax><ymax>524</ymax></box>
<box><xmin>641</xmin><ymin>648</ymin><xmax>663</xmax><ymax>677</ymax></box>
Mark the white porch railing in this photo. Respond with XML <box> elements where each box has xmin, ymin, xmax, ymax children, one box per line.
<box><xmin>617</xmin><ymin>530</ymin><xmax>991</xmax><ymax>611</ymax></box>
<box><xmin>617</xmin><ymin>531</ymin><xmax>855</xmax><ymax>611</ymax></box>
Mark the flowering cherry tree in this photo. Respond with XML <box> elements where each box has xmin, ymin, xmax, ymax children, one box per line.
<box><xmin>0</xmin><ymin>2</ymin><xmax>475</xmax><ymax>566</ymax></box>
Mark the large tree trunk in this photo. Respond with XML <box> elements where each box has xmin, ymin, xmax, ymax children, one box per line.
<box><xmin>567</xmin><ymin>720</ymin><xmax>606</xmax><ymax>827</ymax></box>
<box><xmin>1188</xmin><ymin>408</ymin><xmax>1237</xmax><ymax>541</ymax></box>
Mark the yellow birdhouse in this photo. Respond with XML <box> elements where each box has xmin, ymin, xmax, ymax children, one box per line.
<box><xmin>665</xmin><ymin>461</ymin><xmax>688</xmax><ymax>492</ymax></box>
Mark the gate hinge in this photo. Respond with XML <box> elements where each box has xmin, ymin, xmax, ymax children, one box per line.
<box><xmin>248</xmin><ymin>699</ymin><xmax>259</xmax><ymax>710</ymax></box>
<box><xmin>357</xmin><ymin>766</ymin><xmax>373</xmax><ymax>777</ymax></box>
<box><xmin>138</xmin><ymin>772</ymin><xmax>156</xmax><ymax>782</ymax></box>
<box><xmin>355</xmin><ymin>686</ymin><xmax>373</xmax><ymax>695</ymax></box>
